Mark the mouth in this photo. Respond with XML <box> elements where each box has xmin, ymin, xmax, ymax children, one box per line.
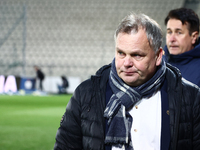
<box><xmin>169</xmin><ymin>45</ymin><xmax>179</xmax><ymax>49</ymax></box>
<box><xmin>123</xmin><ymin>71</ymin><xmax>136</xmax><ymax>75</ymax></box>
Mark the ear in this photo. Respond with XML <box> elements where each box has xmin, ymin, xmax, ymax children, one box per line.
<box><xmin>191</xmin><ymin>31</ymin><xmax>199</xmax><ymax>45</ymax></box>
<box><xmin>155</xmin><ymin>47</ymin><xmax>163</xmax><ymax>66</ymax></box>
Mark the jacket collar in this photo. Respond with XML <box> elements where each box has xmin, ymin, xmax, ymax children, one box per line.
<box><xmin>164</xmin><ymin>39</ymin><xmax>200</xmax><ymax>64</ymax></box>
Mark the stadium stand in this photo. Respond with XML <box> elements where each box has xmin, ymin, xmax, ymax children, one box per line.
<box><xmin>0</xmin><ymin>0</ymin><xmax>198</xmax><ymax>82</ymax></box>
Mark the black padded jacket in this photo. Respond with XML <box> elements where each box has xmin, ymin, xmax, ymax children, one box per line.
<box><xmin>54</xmin><ymin>63</ymin><xmax>200</xmax><ymax>150</ymax></box>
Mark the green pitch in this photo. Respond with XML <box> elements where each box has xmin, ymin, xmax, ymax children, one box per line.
<box><xmin>0</xmin><ymin>94</ymin><xmax>72</xmax><ymax>150</ymax></box>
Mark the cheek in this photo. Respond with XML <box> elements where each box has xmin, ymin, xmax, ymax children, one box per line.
<box><xmin>115</xmin><ymin>62</ymin><xmax>120</xmax><ymax>74</ymax></box>
<box><xmin>135</xmin><ymin>60</ymin><xmax>148</xmax><ymax>69</ymax></box>
<box><xmin>137</xmin><ymin>60</ymin><xmax>155</xmax><ymax>72</ymax></box>
<box><xmin>136</xmin><ymin>64</ymin><xmax>147</xmax><ymax>72</ymax></box>
<box><xmin>115</xmin><ymin>58</ymin><xmax>123</xmax><ymax>69</ymax></box>
<box><xmin>166</xmin><ymin>36</ymin><xmax>171</xmax><ymax>43</ymax></box>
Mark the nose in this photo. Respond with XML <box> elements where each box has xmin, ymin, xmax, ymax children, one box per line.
<box><xmin>124</xmin><ymin>56</ymin><xmax>133</xmax><ymax>67</ymax></box>
<box><xmin>169</xmin><ymin>33</ymin><xmax>176</xmax><ymax>42</ymax></box>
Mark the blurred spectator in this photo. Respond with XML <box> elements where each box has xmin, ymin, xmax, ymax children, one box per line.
<box><xmin>164</xmin><ymin>8</ymin><xmax>200</xmax><ymax>86</ymax></box>
<box><xmin>34</xmin><ymin>65</ymin><xmax>45</xmax><ymax>91</ymax></box>
<box><xmin>57</xmin><ymin>76</ymin><xmax>69</xmax><ymax>94</ymax></box>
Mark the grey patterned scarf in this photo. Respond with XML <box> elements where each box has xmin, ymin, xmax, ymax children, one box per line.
<box><xmin>104</xmin><ymin>58</ymin><xmax>166</xmax><ymax>149</ymax></box>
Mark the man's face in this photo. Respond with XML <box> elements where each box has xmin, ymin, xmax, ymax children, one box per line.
<box><xmin>115</xmin><ymin>29</ymin><xmax>162</xmax><ymax>87</ymax></box>
<box><xmin>166</xmin><ymin>19</ymin><xmax>197</xmax><ymax>55</ymax></box>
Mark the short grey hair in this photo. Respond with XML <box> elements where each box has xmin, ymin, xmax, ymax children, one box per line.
<box><xmin>115</xmin><ymin>13</ymin><xmax>163</xmax><ymax>53</ymax></box>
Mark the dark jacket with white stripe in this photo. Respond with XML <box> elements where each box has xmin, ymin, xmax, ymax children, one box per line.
<box><xmin>54</xmin><ymin>63</ymin><xmax>200</xmax><ymax>150</ymax></box>
<box><xmin>163</xmin><ymin>39</ymin><xmax>200</xmax><ymax>87</ymax></box>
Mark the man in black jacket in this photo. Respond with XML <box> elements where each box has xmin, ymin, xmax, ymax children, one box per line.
<box><xmin>54</xmin><ymin>13</ymin><xmax>200</xmax><ymax>150</ymax></box>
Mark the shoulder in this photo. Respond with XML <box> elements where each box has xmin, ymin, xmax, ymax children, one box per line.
<box><xmin>74</xmin><ymin>64</ymin><xmax>111</xmax><ymax>98</ymax></box>
<box><xmin>181</xmin><ymin>77</ymin><xmax>200</xmax><ymax>94</ymax></box>
<box><xmin>166</xmin><ymin>63</ymin><xmax>200</xmax><ymax>94</ymax></box>
<box><xmin>95</xmin><ymin>63</ymin><xmax>111</xmax><ymax>76</ymax></box>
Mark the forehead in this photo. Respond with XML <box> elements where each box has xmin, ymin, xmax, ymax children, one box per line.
<box><xmin>167</xmin><ymin>19</ymin><xmax>189</xmax><ymax>30</ymax></box>
<box><xmin>116</xmin><ymin>30</ymin><xmax>151</xmax><ymax>50</ymax></box>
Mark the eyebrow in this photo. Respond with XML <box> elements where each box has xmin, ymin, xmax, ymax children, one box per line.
<box><xmin>116</xmin><ymin>47</ymin><xmax>123</xmax><ymax>51</ymax></box>
<box><xmin>116</xmin><ymin>47</ymin><xmax>146</xmax><ymax>55</ymax></box>
<box><xmin>167</xmin><ymin>28</ymin><xmax>182</xmax><ymax>31</ymax></box>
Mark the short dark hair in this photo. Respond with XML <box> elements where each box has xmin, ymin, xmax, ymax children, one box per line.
<box><xmin>165</xmin><ymin>8</ymin><xmax>199</xmax><ymax>35</ymax></box>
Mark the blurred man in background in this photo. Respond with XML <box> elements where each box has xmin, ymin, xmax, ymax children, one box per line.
<box><xmin>57</xmin><ymin>75</ymin><xmax>69</xmax><ymax>94</ymax></box>
<box><xmin>164</xmin><ymin>8</ymin><xmax>200</xmax><ymax>86</ymax></box>
<box><xmin>34</xmin><ymin>65</ymin><xmax>45</xmax><ymax>91</ymax></box>
<box><xmin>54</xmin><ymin>13</ymin><xmax>200</xmax><ymax>150</ymax></box>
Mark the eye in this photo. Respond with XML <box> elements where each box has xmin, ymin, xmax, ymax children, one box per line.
<box><xmin>118</xmin><ymin>51</ymin><xmax>125</xmax><ymax>58</ymax></box>
<box><xmin>135</xmin><ymin>54</ymin><xmax>141</xmax><ymax>58</ymax></box>
<box><xmin>133</xmin><ymin>54</ymin><xmax>143</xmax><ymax>60</ymax></box>
<box><xmin>167</xmin><ymin>30</ymin><xmax>172</xmax><ymax>34</ymax></box>
<box><xmin>178</xmin><ymin>31</ymin><xmax>182</xmax><ymax>34</ymax></box>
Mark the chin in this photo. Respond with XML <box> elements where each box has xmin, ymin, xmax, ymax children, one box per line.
<box><xmin>169</xmin><ymin>49</ymin><xmax>181</xmax><ymax>55</ymax></box>
<box><xmin>123</xmin><ymin>78</ymin><xmax>137</xmax><ymax>86</ymax></box>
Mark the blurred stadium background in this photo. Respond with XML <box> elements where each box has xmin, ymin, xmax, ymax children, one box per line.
<box><xmin>0</xmin><ymin>0</ymin><xmax>199</xmax><ymax>93</ymax></box>
<box><xmin>0</xmin><ymin>1</ymin><xmax>200</xmax><ymax>150</ymax></box>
